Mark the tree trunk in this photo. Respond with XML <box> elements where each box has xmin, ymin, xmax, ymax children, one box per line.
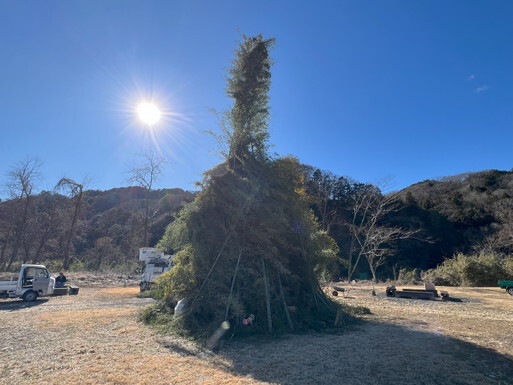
<box><xmin>0</xmin><ymin>240</ymin><xmax>8</xmax><ymax>270</ymax></box>
<box><xmin>34</xmin><ymin>231</ymin><xmax>50</xmax><ymax>263</ymax></box>
<box><xmin>22</xmin><ymin>242</ymin><xmax>30</xmax><ymax>264</ymax></box>
<box><xmin>392</xmin><ymin>263</ymin><xmax>399</xmax><ymax>281</ymax></box>
<box><xmin>6</xmin><ymin>197</ymin><xmax>31</xmax><ymax>271</ymax></box>
<box><xmin>63</xmin><ymin>195</ymin><xmax>81</xmax><ymax>270</ymax></box>
<box><xmin>143</xmin><ymin>195</ymin><xmax>149</xmax><ymax>247</ymax></box>
<box><xmin>369</xmin><ymin>262</ymin><xmax>377</xmax><ymax>283</ymax></box>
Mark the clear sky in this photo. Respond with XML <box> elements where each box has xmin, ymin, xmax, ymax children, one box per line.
<box><xmin>1</xmin><ymin>0</ymin><xmax>511</xmax><ymax>197</ymax></box>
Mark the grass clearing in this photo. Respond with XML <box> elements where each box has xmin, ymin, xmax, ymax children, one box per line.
<box><xmin>341</xmin><ymin>284</ymin><xmax>513</xmax><ymax>357</ymax></box>
<box><xmin>98</xmin><ymin>286</ymin><xmax>140</xmax><ymax>297</ymax></box>
<box><xmin>36</xmin><ymin>308</ymin><xmax>136</xmax><ymax>330</ymax></box>
<box><xmin>1</xmin><ymin>285</ymin><xmax>512</xmax><ymax>385</ymax></box>
<box><xmin>34</xmin><ymin>354</ymin><xmax>261</xmax><ymax>385</ymax></box>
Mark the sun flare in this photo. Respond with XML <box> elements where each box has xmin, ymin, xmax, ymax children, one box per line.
<box><xmin>137</xmin><ymin>102</ymin><xmax>161</xmax><ymax>125</ymax></box>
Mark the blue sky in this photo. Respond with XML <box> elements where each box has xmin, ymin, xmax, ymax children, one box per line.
<box><xmin>0</xmin><ymin>0</ymin><xmax>511</xmax><ymax>197</ymax></box>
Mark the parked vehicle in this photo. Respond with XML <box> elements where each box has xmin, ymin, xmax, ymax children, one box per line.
<box><xmin>0</xmin><ymin>265</ymin><xmax>55</xmax><ymax>301</ymax></box>
<box><xmin>139</xmin><ymin>247</ymin><xmax>173</xmax><ymax>291</ymax></box>
<box><xmin>498</xmin><ymin>280</ymin><xmax>513</xmax><ymax>296</ymax></box>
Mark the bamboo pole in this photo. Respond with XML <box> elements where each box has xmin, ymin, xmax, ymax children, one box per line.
<box><xmin>225</xmin><ymin>249</ymin><xmax>242</xmax><ymax>320</ymax></box>
<box><xmin>277</xmin><ymin>269</ymin><xmax>294</xmax><ymax>331</ymax></box>
<box><xmin>334</xmin><ymin>308</ymin><xmax>340</xmax><ymax>326</ymax></box>
<box><xmin>261</xmin><ymin>258</ymin><xmax>273</xmax><ymax>333</ymax></box>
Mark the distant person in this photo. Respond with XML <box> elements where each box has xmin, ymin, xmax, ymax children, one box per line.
<box><xmin>55</xmin><ymin>272</ymin><xmax>67</xmax><ymax>288</ymax></box>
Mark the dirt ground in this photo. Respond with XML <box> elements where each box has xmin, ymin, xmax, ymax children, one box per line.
<box><xmin>1</xmin><ymin>282</ymin><xmax>512</xmax><ymax>385</ymax></box>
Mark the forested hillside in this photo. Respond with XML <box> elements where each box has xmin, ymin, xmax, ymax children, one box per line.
<box><xmin>0</xmin><ymin>186</ymin><xmax>194</xmax><ymax>271</ymax></box>
<box><xmin>392</xmin><ymin>170</ymin><xmax>513</xmax><ymax>271</ymax></box>
<box><xmin>299</xmin><ymin>168</ymin><xmax>513</xmax><ymax>281</ymax></box>
<box><xmin>1</xmin><ymin>167</ymin><xmax>512</xmax><ymax>279</ymax></box>
<box><xmin>0</xmin><ymin>167</ymin><xmax>511</xmax><ymax>280</ymax></box>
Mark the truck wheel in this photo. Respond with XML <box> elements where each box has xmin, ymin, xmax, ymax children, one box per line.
<box><xmin>23</xmin><ymin>290</ymin><xmax>38</xmax><ymax>302</ymax></box>
<box><xmin>507</xmin><ymin>287</ymin><xmax>513</xmax><ymax>296</ymax></box>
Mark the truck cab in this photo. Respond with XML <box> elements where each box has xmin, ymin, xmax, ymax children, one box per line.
<box><xmin>0</xmin><ymin>264</ymin><xmax>55</xmax><ymax>301</ymax></box>
<box><xmin>498</xmin><ymin>280</ymin><xmax>513</xmax><ymax>296</ymax></box>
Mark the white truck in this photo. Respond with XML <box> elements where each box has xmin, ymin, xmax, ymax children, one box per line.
<box><xmin>0</xmin><ymin>264</ymin><xmax>55</xmax><ymax>301</ymax></box>
<box><xmin>139</xmin><ymin>247</ymin><xmax>173</xmax><ymax>291</ymax></box>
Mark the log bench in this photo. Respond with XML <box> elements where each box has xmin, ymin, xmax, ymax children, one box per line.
<box><xmin>385</xmin><ymin>283</ymin><xmax>449</xmax><ymax>301</ymax></box>
<box><xmin>394</xmin><ymin>290</ymin><xmax>435</xmax><ymax>300</ymax></box>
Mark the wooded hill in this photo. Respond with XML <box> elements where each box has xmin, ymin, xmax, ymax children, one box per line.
<box><xmin>298</xmin><ymin>167</ymin><xmax>513</xmax><ymax>281</ymax></box>
<box><xmin>0</xmin><ymin>168</ymin><xmax>511</xmax><ymax>279</ymax></box>
<box><xmin>0</xmin><ymin>186</ymin><xmax>194</xmax><ymax>271</ymax></box>
<box><xmin>392</xmin><ymin>169</ymin><xmax>513</xmax><ymax>274</ymax></box>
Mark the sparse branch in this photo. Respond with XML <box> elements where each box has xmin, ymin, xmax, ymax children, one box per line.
<box><xmin>55</xmin><ymin>177</ymin><xmax>85</xmax><ymax>269</ymax></box>
<box><xmin>3</xmin><ymin>158</ymin><xmax>42</xmax><ymax>270</ymax></box>
<box><xmin>127</xmin><ymin>150</ymin><xmax>168</xmax><ymax>247</ymax></box>
<box><xmin>5</xmin><ymin>157</ymin><xmax>42</xmax><ymax>199</ymax></box>
<box><xmin>346</xmin><ymin>181</ymin><xmax>419</xmax><ymax>282</ymax></box>
<box><xmin>127</xmin><ymin>151</ymin><xmax>167</xmax><ymax>191</ymax></box>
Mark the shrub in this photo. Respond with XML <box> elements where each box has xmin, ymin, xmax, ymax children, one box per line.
<box><xmin>138</xmin><ymin>301</ymin><xmax>175</xmax><ymax>332</ymax></box>
<box><xmin>424</xmin><ymin>252</ymin><xmax>513</xmax><ymax>286</ymax></box>
<box><xmin>397</xmin><ymin>268</ymin><xmax>422</xmax><ymax>285</ymax></box>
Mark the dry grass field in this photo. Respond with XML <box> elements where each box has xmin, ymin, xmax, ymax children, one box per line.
<box><xmin>1</xmin><ymin>281</ymin><xmax>512</xmax><ymax>385</ymax></box>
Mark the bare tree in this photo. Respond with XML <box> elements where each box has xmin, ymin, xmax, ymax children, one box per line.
<box><xmin>0</xmin><ymin>202</ymin><xmax>13</xmax><ymax>269</ymax></box>
<box><xmin>474</xmin><ymin>199</ymin><xmax>513</xmax><ymax>254</ymax></box>
<box><xmin>127</xmin><ymin>151</ymin><xmax>167</xmax><ymax>247</ymax></box>
<box><xmin>2</xmin><ymin>158</ymin><xmax>41</xmax><ymax>271</ymax></box>
<box><xmin>346</xmin><ymin>184</ymin><xmax>381</xmax><ymax>281</ymax></box>
<box><xmin>55</xmin><ymin>177</ymin><xmax>84</xmax><ymax>269</ymax></box>
<box><xmin>346</xmin><ymin>184</ymin><xmax>418</xmax><ymax>282</ymax></box>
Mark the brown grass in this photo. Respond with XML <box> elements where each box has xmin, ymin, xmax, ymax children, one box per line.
<box><xmin>36</xmin><ymin>308</ymin><xmax>136</xmax><ymax>330</ymax></box>
<box><xmin>34</xmin><ymin>354</ymin><xmax>263</xmax><ymax>385</ymax></box>
<box><xmin>98</xmin><ymin>287</ymin><xmax>140</xmax><ymax>297</ymax></box>
<box><xmin>1</xmin><ymin>285</ymin><xmax>513</xmax><ymax>385</ymax></box>
<box><xmin>342</xmin><ymin>284</ymin><xmax>513</xmax><ymax>357</ymax></box>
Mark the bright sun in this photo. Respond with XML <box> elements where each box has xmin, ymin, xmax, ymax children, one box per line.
<box><xmin>137</xmin><ymin>102</ymin><xmax>161</xmax><ymax>125</ymax></box>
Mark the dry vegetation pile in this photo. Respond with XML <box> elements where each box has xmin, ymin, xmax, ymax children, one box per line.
<box><xmin>1</xmin><ymin>284</ymin><xmax>512</xmax><ymax>385</ymax></box>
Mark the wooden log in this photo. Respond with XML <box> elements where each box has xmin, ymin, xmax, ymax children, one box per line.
<box><xmin>52</xmin><ymin>287</ymin><xmax>69</xmax><ymax>296</ymax></box>
<box><xmin>395</xmin><ymin>290</ymin><xmax>435</xmax><ymax>300</ymax></box>
<box><xmin>400</xmin><ymin>288</ymin><xmax>439</xmax><ymax>297</ymax></box>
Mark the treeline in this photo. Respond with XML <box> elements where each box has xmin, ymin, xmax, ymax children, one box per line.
<box><xmin>1</xmin><ymin>158</ymin><xmax>511</xmax><ymax>280</ymax></box>
<box><xmin>0</xmin><ymin>162</ymin><xmax>194</xmax><ymax>272</ymax></box>
<box><xmin>303</xmin><ymin>168</ymin><xmax>513</xmax><ymax>281</ymax></box>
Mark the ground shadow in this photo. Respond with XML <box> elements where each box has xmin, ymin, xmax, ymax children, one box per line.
<box><xmin>157</xmin><ymin>338</ymin><xmax>203</xmax><ymax>358</ymax></box>
<box><xmin>0</xmin><ymin>298</ymin><xmax>49</xmax><ymax>311</ymax></box>
<box><xmin>204</xmin><ymin>320</ymin><xmax>513</xmax><ymax>385</ymax></box>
